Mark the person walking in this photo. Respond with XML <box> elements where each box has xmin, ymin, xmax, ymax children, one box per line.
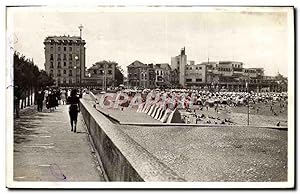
<box><xmin>60</xmin><ymin>89</ymin><xmax>67</xmax><ymax>105</ymax></box>
<box><xmin>36</xmin><ymin>90</ymin><xmax>44</xmax><ymax>112</ymax></box>
<box><xmin>47</xmin><ymin>91</ymin><xmax>56</xmax><ymax>112</ymax></box>
<box><xmin>67</xmin><ymin>89</ymin><xmax>80</xmax><ymax>133</ymax></box>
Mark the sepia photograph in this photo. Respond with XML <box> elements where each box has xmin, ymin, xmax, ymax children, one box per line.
<box><xmin>5</xmin><ymin>5</ymin><xmax>295</xmax><ymax>189</ymax></box>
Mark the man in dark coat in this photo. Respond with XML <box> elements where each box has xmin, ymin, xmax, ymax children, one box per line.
<box><xmin>36</xmin><ymin>90</ymin><xmax>44</xmax><ymax>112</ymax></box>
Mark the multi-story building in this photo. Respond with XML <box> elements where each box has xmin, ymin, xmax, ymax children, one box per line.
<box><xmin>185</xmin><ymin>63</ymin><xmax>207</xmax><ymax>87</ymax></box>
<box><xmin>171</xmin><ymin>47</ymin><xmax>187</xmax><ymax>86</ymax></box>
<box><xmin>83</xmin><ymin>61</ymin><xmax>116</xmax><ymax>88</ymax></box>
<box><xmin>154</xmin><ymin>63</ymin><xmax>171</xmax><ymax>87</ymax></box>
<box><xmin>243</xmin><ymin>68</ymin><xmax>264</xmax><ymax>79</ymax></box>
<box><xmin>127</xmin><ymin>60</ymin><xmax>156</xmax><ymax>88</ymax></box>
<box><xmin>217</xmin><ymin>61</ymin><xmax>244</xmax><ymax>83</ymax></box>
<box><xmin>203</xmin><ymin>61</ymin><xmax>219</xmax><ymax>85</ymax></box>
<box><xmin>126</xmin><ymin>47</ymin><xmax>285</xmax><ymax>92</ymax></box>
<box><xmin>170</xmin><ymin>69</ymin><xmax>179</xmax><ymax>86</ymax></box>
<box><xmin>44</xmin><ymin>35</ymin><xmax>86</xmax><ymax>86</ymax></box>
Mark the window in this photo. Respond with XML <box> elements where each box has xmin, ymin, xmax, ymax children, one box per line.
<box><xmin>69</xmin><ymin>47</ymin><xmax>72</xmax><ymax>52</ymax></box>
<box><xmin>186</xmin><ymin>79</ymin><xmax>192</xmax><ymax>82</ymax></box>
<box><xmin>63</xmin><ymin>70</ymin><xmax>66</xmax><ymax>74</ymax></box>
<box><xmin>57</xmin><ymin>70</ymin><xmax>61</xmax><ymax>76</ymax></box>
<box><xmin>50</xmin><ymin>70</ymin><xmax>53</xmax><ymax>76</ymax></box>
<box><xmin>63</xmin><ymin>54</ymin><xmax>66</xmax><ymax>60</ymax></box>
<box><xmin>108</xmin><ymin>64</ymin><xmax>112</xmax><ymax>68</ymax></box>
<box><xmin>100</xmin><ymin>70</ymin><xmax>104</xmax><ymax>75</ymax></box>
<box><xmin>108</xmin><ymin>70</ymin><xmax>112</xmax><ymax>75</ymax></box>
<box><xmin>50</xmin><ymin>46</ymin><xmax>53</xmax><ymax>51</ymax></box>
<box><xmin>58</xmin><ymin>62</ymin><xmax>61</xmax><ymax>68</ymax></box>
<box><xmin>58</xmin><ymin>47</ymin><xmax>61</xmax><ymax>51</ymax></box>
<box><xmin>64</xmin><ymin>62</ymin><xmax>66</xmax><ymax>67</ymax></box>
<box><xmin>50</xmin><ymin>62</ymin><xmax>54</xmax><ymax>68</ymax></box>
<box><xmin>69</xmin><ymin>78</ymin><xmax>72</xmax><ymax>84</ymax></box>
<box><xmin>100</xmin><ymin>64</ymin><xmax>104</xmax><ymax>68</ymax></box>
<box><xmin>199</xmin><ymin>67</ymin><xmax>202</xmax><ymax>70</ymax></box>
<box><xmin>69</xmin><ymin>54</ymin><xmax>72</xmax><ymax>61</ymax></box>
<box><xmin>196</xmin><ymin>78</ymin><xmax>202</xmax><ymax>82</ymax></box>
<box><xmin>93</xmin><ymin>70</ymin><xmax>97</xmax><ymax>74</ymax></box>
<box><xmin>57</xmin><ymin>54</ymin><xmax>61</xmax><ymax>61</ymax></box>
<box><xmin>69</xmin><ymin>70</ymin><xmax>72</xmax><ymax>76</ymax></box>
<box><xmin>50</xmin><ymin>54</ymin><xmax>53</xmax><ymax>60</ymax></box>
<box><xmin>63</xmin><ymin>78</ymin><xmax>66</xmax><ymax>84</ymax></box>
<box><xmin>64</xmin><ymin>47</ymin><xmax>66</xmax><ymax>51</ymax></box>
<box><xmin>69</xmin><ymin>61</ymin><xmax>72</xmax><ymax>67</ymax></box>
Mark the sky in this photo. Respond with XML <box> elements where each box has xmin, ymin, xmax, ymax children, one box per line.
<box><xmin>7</xmin><ymin>7</ymin><xmax>293</xmax><ymax>76</ymax></box>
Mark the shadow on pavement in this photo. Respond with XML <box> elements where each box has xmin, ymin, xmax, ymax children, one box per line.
<box><xmin>14</xmin><ymin>112</ymin><xmax>48</xmax><ymax>144</ymax></box>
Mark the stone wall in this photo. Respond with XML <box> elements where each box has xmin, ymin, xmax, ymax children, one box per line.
<box><xmin>80</xmin><ymin>97</ymin><xmax>185</xmax><ymax>182</ymax></box>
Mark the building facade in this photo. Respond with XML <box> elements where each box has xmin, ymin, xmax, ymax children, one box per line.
<box><xmin>127</xmin><ymin>60</ymin><xmax>156</xmax><ymax>88</ymax></box>
<box><xmin>44</xmin><ymin>35</ymin><xmax>86</xmax><ymax>86</ymax></box>
<box><xmin>126</xmin><ymin>48</ymin><xmax>286</xmax><ymax>92</ymax></box>
<box><xmin>185</xmin><ymin>63</ymin><xmax>207</xmax><ymax>87</ymax></box>
<box><xmin>83</xmin><ymin>61</ymin><xmax>116</xmax><ymax>88</ymax></box>
<box><xmin>154</xmin><ymin>63</ymin><xmax>171</xmax><ymax>87</ymax></box>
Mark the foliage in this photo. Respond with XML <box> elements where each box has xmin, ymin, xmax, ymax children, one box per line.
<box><xmin>115</xmin><ymin>65</ymin><xmax>124</xmax><ymax>86</ymax></box>
<box><xmin>14</xmin><ymin>51</ymin><xmax>54</xmax><ymax>98</ymax></box>
<box><xmin>94</xmin><ymin>60</ymin><xmax>124</xmax><ymax>86</ymax></box>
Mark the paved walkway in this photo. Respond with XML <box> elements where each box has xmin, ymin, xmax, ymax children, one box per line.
<box><xmin>13</xmin><ymin>104</ymin><xmax>105</xmax><ymax>181</ymax></box>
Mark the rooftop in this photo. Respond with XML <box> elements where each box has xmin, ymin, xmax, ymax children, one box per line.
<box><xmin>44</xmin><ymin>35</ymin><xmax>86</xmax><ymax>44</ymax></box>
<box><xmin>154</xmin><ymin>63</ymin><xmax>171</xmax><ymax>70</ymax></box>
<box><xmin>219</xmin><ymin>61</ymin><xmax>243</xmax><ymax>64</ymax></box>
<box><xmin>88</xmin><ymin>61</ymin><xmax>117</xmax><ymax>70</ymax></box>
<box><xmin>128</xmin><ymin>60</ymin><xmax>148</xmax><ymax>68</ymax></box>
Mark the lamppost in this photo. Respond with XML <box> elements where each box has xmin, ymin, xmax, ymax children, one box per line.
<box><xmin>74</xmin><ymin>66</ymin><xmax>77</xmax><ymax>87</ymax></box>
<box><xmin>102</xmin><ymin>66</ymin><xmax>107</xmax><ymax>91</ymax></box>
<box><xmin>78</xmin><ymin>24</ymin><xmax>83</xmax><ymax>89</ymax></box>
<box><xmin>74</xmin><ymin>55</ymin><xmax>80</xmax><ymax>87</ymax></box>
<box><xmin>88</xmin><ymin>72</ymin><xmax>91</xmax><ymax>89</ymax></box>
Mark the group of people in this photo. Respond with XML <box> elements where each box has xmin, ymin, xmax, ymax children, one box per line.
<box><xmin>35</xmin><ymin>87</ymin><xmax>82</xmax><ymax>133</ymax></box>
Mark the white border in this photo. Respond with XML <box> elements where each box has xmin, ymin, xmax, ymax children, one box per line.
<box><xmin>3</xmin><ymin>4</ymin><xmax>296</xmax><ymax>190</ymax></box>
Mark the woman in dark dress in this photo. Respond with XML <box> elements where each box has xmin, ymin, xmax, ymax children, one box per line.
<box><xmin>47</xmin><ymin>91</ymin><xmax>57</xmax><ymax>112</ymax></box>
<box><xmin>67</xmin><ymin>89</ymin><xmax>80</xmax><ymax>133</ymax></box>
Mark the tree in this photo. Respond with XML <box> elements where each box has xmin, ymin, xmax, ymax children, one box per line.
<box><xmin>115</xmin><ymin>65</ymin><xmax>124</xmax><ymax>86</ymax></box>
<box><xmin>13</xmin><ymin>51</ymin><xmax>55</xmax><ymax>118</ymax></box>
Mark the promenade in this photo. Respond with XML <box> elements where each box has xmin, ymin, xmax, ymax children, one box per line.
<box><xmin>13</xmin><ymin>104</ymin><xmax>105</xmax><ymax>181</ymax></box>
